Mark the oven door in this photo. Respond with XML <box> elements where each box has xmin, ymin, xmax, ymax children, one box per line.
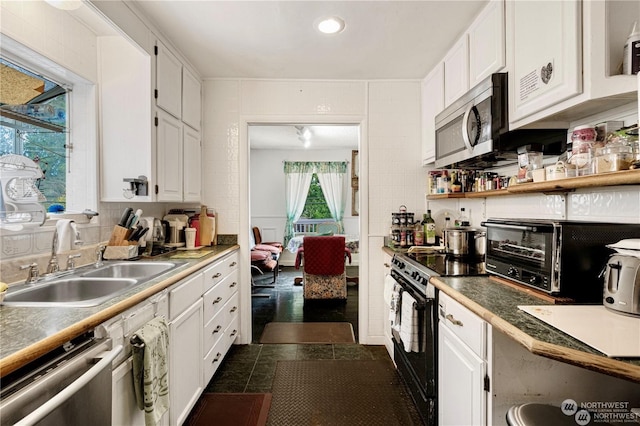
<box><xmin>389</xmin><ymin>269</ymin><xmax>436</xmax><ymax>425</ymax></box>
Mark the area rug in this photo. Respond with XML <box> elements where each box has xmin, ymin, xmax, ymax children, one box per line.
<box><xmin>259</xmin><ymin>322</ymin><xmax>355</xmax><ymax>344</ymax></box>
<box><xmin>185</xmin><ymin>393</ymin><xmax>272</xmax><ymax>426</ymax></box>
<box><xmin>267</xmin><ymin>360</ymin><xmax>422</xmax><ymax>425</ymax></box>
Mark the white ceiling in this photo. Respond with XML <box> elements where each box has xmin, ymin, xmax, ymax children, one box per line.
<box><xmin>128</xmin><ymin>1</ymin><xmax>488</xmax><ymax>149</ymax></box>
<box><xmin>130</xmin><ymin>0</ymin><xmax>488</xmax><ymax>80</ymax></box>
<box><xmin>249</xmin><ymin>124</ymin><xmax>358</xmax><ymax>150</ymax></box>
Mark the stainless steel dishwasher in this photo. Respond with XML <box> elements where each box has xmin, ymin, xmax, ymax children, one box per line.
<box><xmin>0</xmin><ymin>333</ymin><xmax>122</xmax><ymax>426</ymax></box>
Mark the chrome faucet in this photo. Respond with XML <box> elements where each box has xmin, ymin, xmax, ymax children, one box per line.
<box><xmin>46</xmin><ymin>229</ymin><xmax>60</xmax><ymax>275</ymax></box>
<box><xmin>66</xmin><ymin>253</ymin><xmax>82</xmax><ymax>271</ymax></box>
<box><xmin>95</xmin><ymin>245</ymin><xmax>106</xmax><ymax>268</ymax></box>
<box><xmin>20</xmin><ymin>263</ymin><xmax>40</xmax><ymax>284</ymax></box>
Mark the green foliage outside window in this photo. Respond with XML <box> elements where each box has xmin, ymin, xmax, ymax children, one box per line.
<box><xmin>301</xmin><ymin>174</ymin><xmax>331</xmax><ymax>219</ymax></box>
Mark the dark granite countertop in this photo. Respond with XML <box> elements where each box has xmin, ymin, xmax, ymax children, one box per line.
<box><xmin>0</xmin><ymin>245</ymin><xmax>239</xmax><ymax>377</ymax></box>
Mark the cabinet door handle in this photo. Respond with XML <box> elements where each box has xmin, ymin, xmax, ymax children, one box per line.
<box><xmin>212</xmin><ymin>297</ymin><xmax>222</xmax><ymax>304</ymax></box>
<box><xmin>212</xmin><ymin>272</ymin><xmax>222</xmax><ymax>279</ymax></box>
<box><xmin>229</xmin><ymin>262</ymin><xmax>237</xmax><ymax>267</ymax></box>
<box><xmin>229</xmin><ymin>306</ymin><xmax>237</xmax><ymax>313</ymax></box>
<box><xmin>212</xmin><ymin>325</ymin><xmax>222</xmax><ymax>333</ymax></box>
<box><xmin>212</xmin><ymin>352</ymin><xmax>222</xmax><ymax>363</ymax></box>
<box><xmin>230</xmin><ymin>330</ymin><xmax>237</xmax><ymax>337</ymax></box>
<box><xmin>445</xmin><ymin>314</ymin><xmax>464</xmax><ymax>327</ymax></box>
<box><xmin>229</xmin><ymin>281</ymin><xmax>237</xmax><ymax>288</ymax></box>
<box><xmin>384</xmin><ymin>263</ymin><xmax>390</xmax><ymax>267</ymax></box>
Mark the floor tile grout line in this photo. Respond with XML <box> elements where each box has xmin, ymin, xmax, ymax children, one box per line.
<box><xmin>242</xmin><ymin>344</ymin><xmax>263</xmax><ymax>393</ymax></box>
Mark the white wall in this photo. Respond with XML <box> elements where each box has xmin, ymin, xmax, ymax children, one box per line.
<box><xmin>202</xmin><ymin>78</ymin><xmax>423</xmax><ymax>345</ymax></box>
<box><xmin>250</xmin><ymin>147</ymin><xmax>358</xmax><ymax>243</ymax></box>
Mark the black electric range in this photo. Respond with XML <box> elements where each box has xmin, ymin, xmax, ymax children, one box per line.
<box><xmin>403</xmin><ymin>252</ymin><xmax>487</xmax><ymax>277</ymax></box>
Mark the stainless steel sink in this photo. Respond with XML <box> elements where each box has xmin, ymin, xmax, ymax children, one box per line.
<box><xmin>2</xmin><ymin>260</ymin><xmax>186</xmax><ymax>308</ymax></box>
<box><xmin>2</xmin><ymin>278</ymin><xmax>139</xmax><ymax>308</ymax></box>
<box><xmin>81</xmin><ymin>261</ymin><xmax>178</xmax><ymax>279</ymax></box>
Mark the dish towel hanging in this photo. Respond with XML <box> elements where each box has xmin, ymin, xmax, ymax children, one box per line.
<box><xmin>131</xmin><ymin>316</ymin><xmax>170</xmax><ymax>426</ymax></box>
<box><xmin>383</xmin><ymin>273</ymin><xmax>395</xmax><ymax>306</ymax></box>
<box><xmin>390</xmin><ymin>285</ymin><xmax>402</xmax><ymax>331</ymax></box>
<box><xmin>55</xmin><ymin>219</ymin><xmax>73</xmax><ymax>252</ymax></box>
<box><xmin>400</xmin><ymin>291</ymin><xmax>420</xmax><ymax>353</ymax></box>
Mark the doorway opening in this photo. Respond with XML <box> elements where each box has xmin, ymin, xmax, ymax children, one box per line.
<box><xmin>248</xmin><ymin>123</ymin><xmax>360</xmax><ymax>343</ymax></box>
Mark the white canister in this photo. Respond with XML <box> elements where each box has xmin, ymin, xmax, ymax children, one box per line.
<box><xmin>185</xmin><ymin>227</ymin><xmax>197</xmax><ymax>249</ymax></box>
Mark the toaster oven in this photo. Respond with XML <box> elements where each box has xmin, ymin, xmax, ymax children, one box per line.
<box><xmin>482</xmin><ymin>219</ymin><xmax>640</xmax><ymax>303</ymax></box>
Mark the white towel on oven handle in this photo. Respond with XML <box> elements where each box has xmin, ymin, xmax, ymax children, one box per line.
<box><xmin>400</xmin><ymin>291</ymin><xmax>419</xmax><ymax>353</ymax></box>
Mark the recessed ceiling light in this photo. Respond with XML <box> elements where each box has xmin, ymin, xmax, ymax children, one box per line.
<box><xmin>317</xmin><ymin>17</ymin><xmax>345</xmax><ymax>34</ymax></box>
<box><xmin>45</xmin><ymin>0</ymin><xmax>83</xmax><ymax>10</ymax></box>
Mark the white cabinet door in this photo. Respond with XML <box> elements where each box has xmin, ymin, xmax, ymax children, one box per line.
<box><xmin>182</xmin><ymin>67</ymin><xmax>202</xmax><ymax>131</ymax></box>
<box><xmin>156</xmin><ymin>109</ymin><xmax>183</xmax><ymax>202</ymax></box>
<box><xmin>421</xmin><ymin>63</ymin><xmax>444</xmax><ymax>165</ymax></box>
<box><xmin>509</xmin><ymin>0</ymin><xmax>581</xmax><ymax>122</ymax></box>
<box><xmin>112</xmin><ymin>357</ymin><xmax>146</xmax><ymax>426</ymax></box>
<box><xmin>183</xmin><ymin>126</ymin><xmax>202</xmax><ymax>203</ymax></box>
<box><xmin>98</xmin><ymin>36</ymin><xmax>153</xmax><ymax>202</ymax></box>
<box><xmin>438</xmin><ymin>322</ymin><xmax>487</xmax><ymax>426</ymax></box>
<box><xmin>468</xmin><ymin>0</ymin><xmax>505</xmax><ymax>88</ymax></box>
<box><xmin>169</xmin><ymin>299</ymin><xmax>203</xmax><ymax>426</ymax></box>
<box><xmin>156</xmin><ymin>41</ymin><xmax>182</xmax><ymax>119</ymax></box>
<box><xmin>443</xmin><ymin>35</ymin><xmax>469</xmax><ymax>107</ymax></box>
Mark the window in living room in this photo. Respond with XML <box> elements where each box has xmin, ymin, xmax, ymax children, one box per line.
<box><xmin>301</xmin><ymin>173</ymin><xmax>331</xmax><ymax>219</ymax></box>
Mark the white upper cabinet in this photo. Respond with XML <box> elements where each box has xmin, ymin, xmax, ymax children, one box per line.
<box><xmin>422</xmin><ymin>63</ymin><xmax>444</xmax><ymax>165</ymax></box>
<box><xmin>156</xmin><ymin>41</ymin><xmax>183</xmax><ymax>119</ymax></box>
<box><xmin>182</xmin><ymin>67</ymin><xmax>202</xmax><ymax>131</ymax></box>
<box><xmin>443</xmin><ymin>35</ymin><xmax>470</xmax><ymax>107</ymax></box>
<box><xmin>183</xmin><ymin>126</ymin><xmax>202</xmax><ymax>202</ymax></box>
<box><xmin>98</xmin><ymin>35</ymin><xmax>153</xmax><ymax>202</ymax></box>
<box><xmin>156</xmin><ymin>109</ymin><xmax>184</xmax><ymax>202</ymax></box>
<box><xmin>508</xmin><ymin>0</ymin><xmax>582</xmax><ymax>124</ymax></box>
<box><xmin>468</xmin><ymin>0</ymin><xmax>505</xmax><ymax>88</ymax></box>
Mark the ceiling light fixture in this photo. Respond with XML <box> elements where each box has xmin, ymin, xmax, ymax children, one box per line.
<box><xmin>296</xmin><ymin>126</ymin><xmax>313</xmax><ymax>148</ymax></box>
<box><xmin>44</xmin><ymin>0</ymin><xmax>83</xmax><ymax>10</ymax></box>
<box><xmin>316</xmin><ymin>16</ymin><xmax>345</xmax><ymax>34</ymax></box>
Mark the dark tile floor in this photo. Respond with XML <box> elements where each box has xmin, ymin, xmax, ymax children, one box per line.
<box><xmin>198</xmin><ymin>265</ymin><xmax>422</xmax><ymax>423</ymax></box>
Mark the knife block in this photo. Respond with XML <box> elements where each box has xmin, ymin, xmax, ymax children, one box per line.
<box><xmin>108</xmin><ymin>225</ymin><xmax>134</xmax><ymax>246</ymax></box>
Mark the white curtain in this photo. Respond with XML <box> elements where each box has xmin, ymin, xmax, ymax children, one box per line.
<box><xmin>283</xmin><ymin>162</ymin><xmax>314</xmax><ymax>245</ymax></box>
<box><xmin>316</xmin><ymin>162</ymin><xmax>347</xmax><ymax>233</ymax></box>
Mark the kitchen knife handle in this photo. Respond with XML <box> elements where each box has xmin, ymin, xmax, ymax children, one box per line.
<box><xmin>118</xmin><ymin>207</ymin><xmax>133</xmax><ymax>227</ymax></box>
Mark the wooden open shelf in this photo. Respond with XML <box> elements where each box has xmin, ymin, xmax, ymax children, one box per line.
<box><xmin>427</xmin><ymin>169</ymin><xmax>640</xmax><ymax>200</ymax></box>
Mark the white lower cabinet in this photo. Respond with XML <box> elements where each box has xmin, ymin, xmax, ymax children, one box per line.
<box><xmin>169</xmin><ymin>299</ymin><xmax>204</xmax><ymax>426</ymax></box>
<box><xmin>438</xmin><ymin>291</ymin><xmax>490</xmax><ymax>426</ymax></box>
<box><xmin>112</xmin><ymin>357</ymin><xmax>146</xmax><ymax>426</ymax></box>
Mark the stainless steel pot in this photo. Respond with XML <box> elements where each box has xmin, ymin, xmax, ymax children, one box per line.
<box><xmin>443</xmin><ymin>227</ymin><xmax>486</xmax><ymax>258</ymax></box>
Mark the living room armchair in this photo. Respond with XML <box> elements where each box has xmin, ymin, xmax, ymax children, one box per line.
<box><xmin>295</xmin><ymin>235</ymin><xmax>351</xmax><ymax>300</ymax></box>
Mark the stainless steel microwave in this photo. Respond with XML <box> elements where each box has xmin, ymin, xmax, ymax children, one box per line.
<box><xmin>434</xmin><ymin>73</ymin><xmax>567</xmax><ymax>169</ymax></box>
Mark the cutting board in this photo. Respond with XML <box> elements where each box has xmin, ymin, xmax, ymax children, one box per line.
<box><xmin>199</xmin><ymin>206</ymin><xmax>213</xmax><ymax>246</ymax></box>
<box><xmin>518</xmin><ymin>305</ymin><xmax>640</xmax><ymax>357</ymax></box>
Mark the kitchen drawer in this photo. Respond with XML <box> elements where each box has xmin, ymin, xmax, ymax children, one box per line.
<box><xmin>169</xmin><ymin>272</ymin><xmax>204</xmax><ymax>321</ymax></box>
<box><xmin>225</xmin><ymin>291</ymin><xmax>240</xmax><ymax>324</ymax></box>
<box><xmin>223</xmin><ymin>314</ymin><xmax>240</xmax><ymax>353</ymax></box>
<box><xmin>203</xmin><ymin>308</ymin><xmax>226</xmax><ymax>357</ymax></box>
<box><xmin>202</xmin><ymin>252</ymin><xmax>239</xmax><ymax>292</ymax></box>
<box><xmin>221</xmin><ymin>268</ymin><xmax>239</xmax><ymax>302</ymax></box>
<box><xmin>203</xmin><ymin>278</ymin><xmax>228</xmax><ymax>321</ymax></box>
<box><xmin>439</xmin><ymin>292</ymin><xmax>486</xmax><ymax>358</ymax></box>
<box><xmin>203</xmin><ymin>333</ymin><xmax>227</xmax><ymax>384</ymax></box>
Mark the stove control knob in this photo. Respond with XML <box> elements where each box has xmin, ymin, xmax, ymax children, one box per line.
<box><xmin>507</xmin><ymin>267</ymin><xmax>519</xmax><ymax>277</ymax></box>
<box><xmin>528</xmin><ymin>275</ymin><xmax>539</xmax><ymax>285</ymax></box>
<box><xmin>605</xmin><ymin>297</ymin><xmax>614</xmax><ymax>304</ymax></box>
<box><xmin>421</xmin><ymin>276</ymin><xmax>430</xmax><ymax>285</ymax></box>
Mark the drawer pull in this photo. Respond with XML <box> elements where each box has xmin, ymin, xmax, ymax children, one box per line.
<box><xmin>445</xmin><ymin>314</ymin><xmax>464</xmax><ymax>327</ymax></box>
<box><xmin>212</xmin><ymin>325</ymin><xmax>222</xmax><ymax>333</ymax></box>
<box><xmin>212</xmin><ymin>272</ymin><xmax>222</xmax><ymax>279</ymax></box>
<box><xmin>212</xmin><ymin>352</ymin><xmax>222</xmax><ymax>363</ymax></box>
<box><xmin>229</xmin><ymin>261</ymin><xmax>237</xmax><ymax>267</ymax></box>
<box><xmin>229</xmin><ymin>281</ymin><xmax>237</xmax><ymax>288</ymax></box>
<box><xmin>229</xmin><ymin>306</ymin><xmax>237</xmax><ymax>313</ymax></box>
<box><xmin>212</xmin><ymin>297</ymin><xmax>222</xmax><ymax>304</ymax></box>
<box><xmin>230</xmin><ymin>330</ymin><xmax>237</xmax><ymax>337</ymax></box>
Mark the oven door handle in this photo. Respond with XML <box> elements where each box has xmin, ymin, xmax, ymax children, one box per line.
<box><xmin>13</xmin><ymin>343</ymin><xmax>123</xmax><ymax>426</ymax></box>
<box><xmin>481</xmin><ymin>222</ymin><xmax>539</xmax><ymax>232</ymax></box>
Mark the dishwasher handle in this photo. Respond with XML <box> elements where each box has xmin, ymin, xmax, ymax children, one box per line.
<box><xmin>14</xmin><ymin>344</ymin><xmax>123</xmax><ymax>426</ymax></box>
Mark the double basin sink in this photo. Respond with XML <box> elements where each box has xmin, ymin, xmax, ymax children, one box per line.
<box><xmin>2</xmin><ymin>261</ymin><xmax>185</xmax><ymax>308</ymax></box>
